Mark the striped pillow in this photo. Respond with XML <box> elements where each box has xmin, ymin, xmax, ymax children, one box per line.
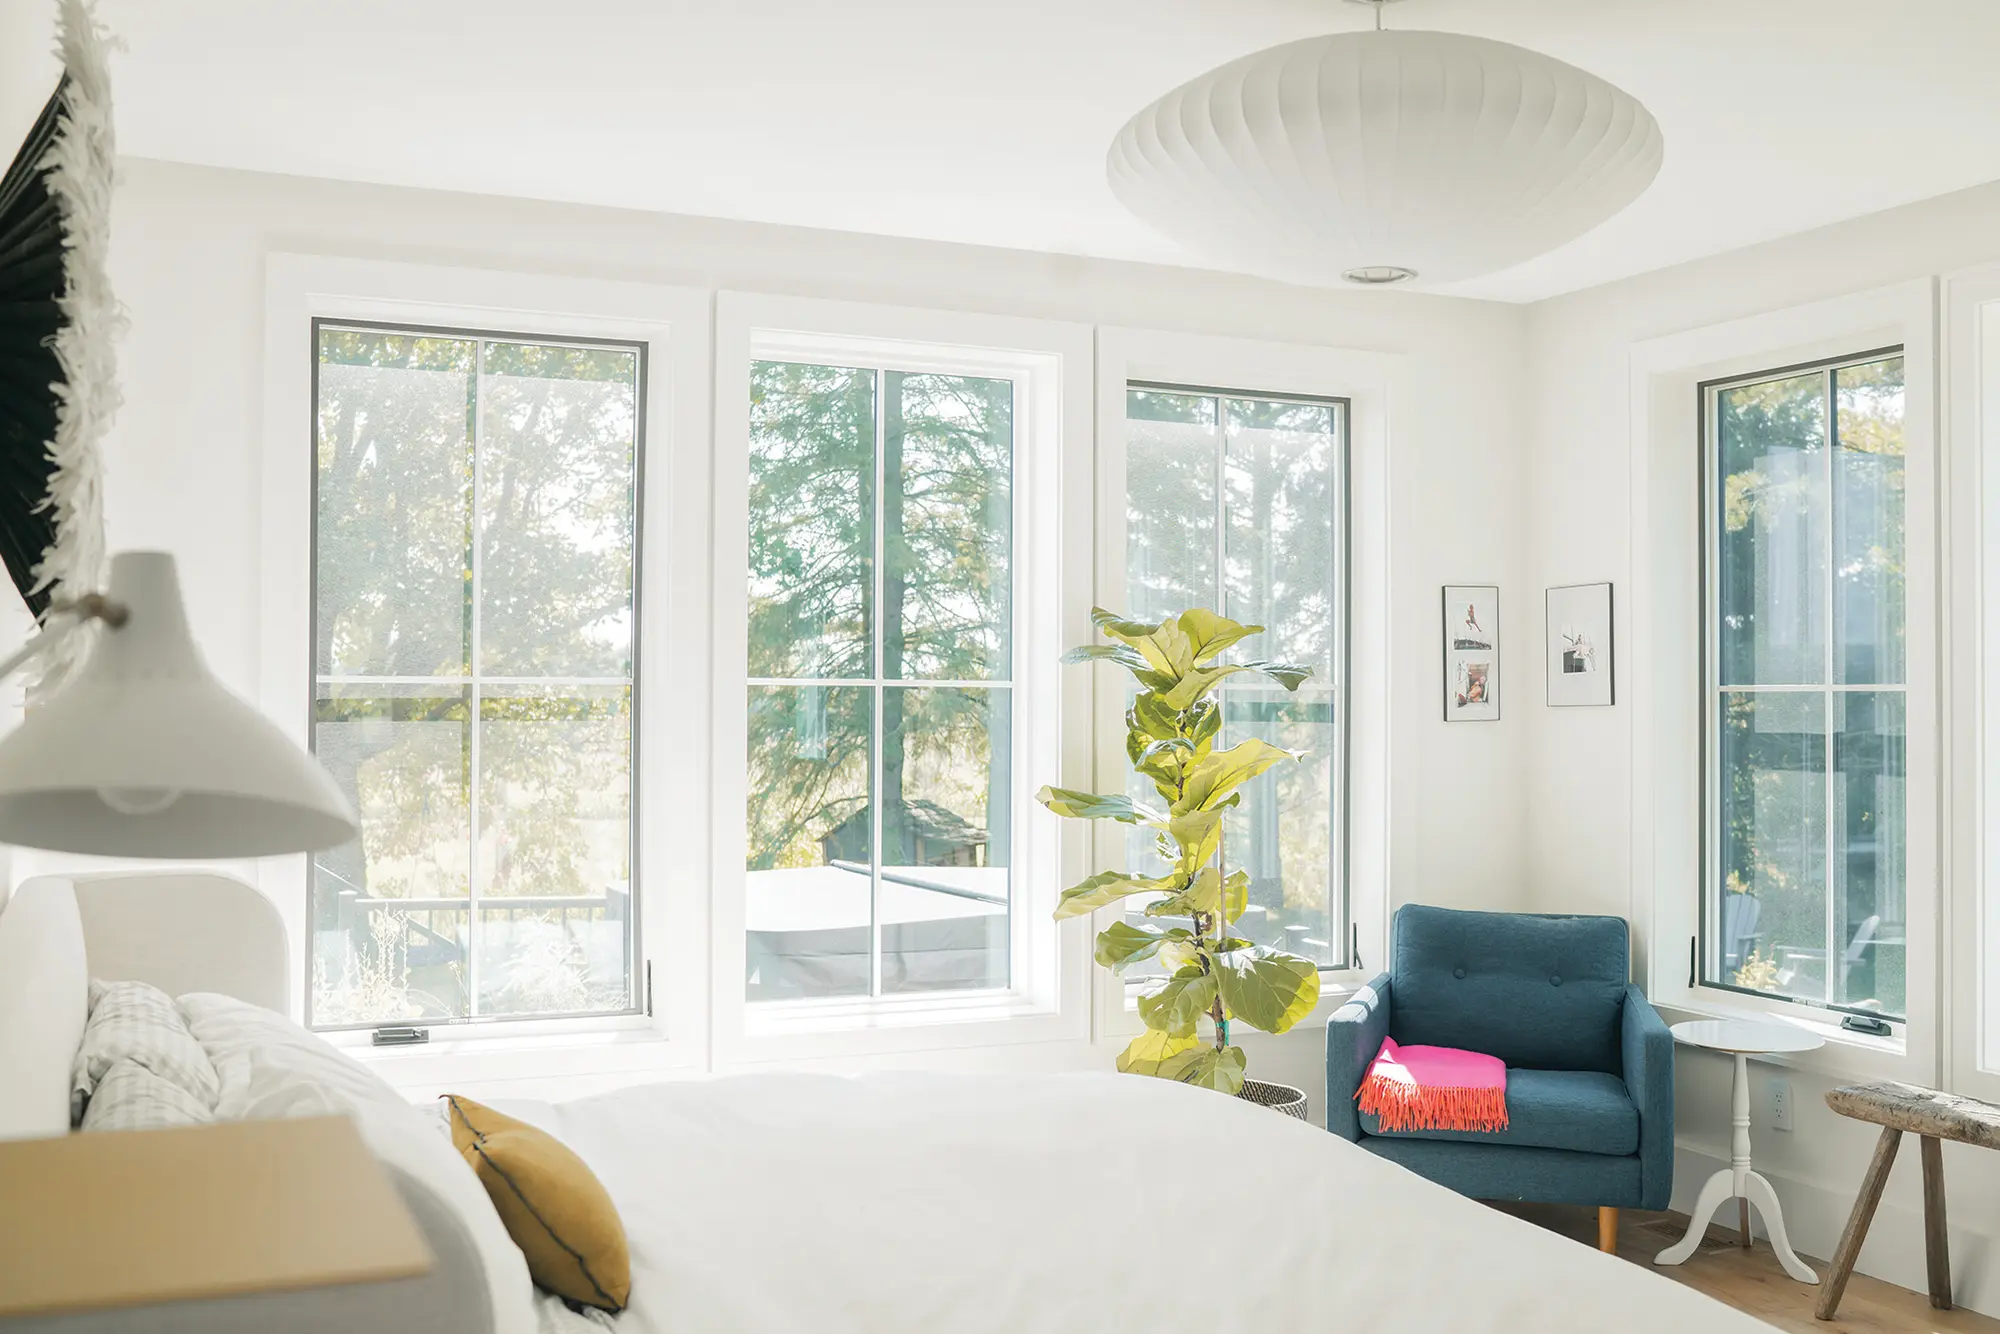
<box><xmin>70</xmin><ymin>979</ymin><xmax>219</xmax><ymax>1126</ymax></box>
<box><xmin>80</xmin><ymin>1057</ymin><xmax>214</xmax><ymax>1132</ymax></box>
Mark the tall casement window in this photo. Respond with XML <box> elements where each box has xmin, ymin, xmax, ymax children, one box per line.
<box><xmin>1704</xmin><ymin>349</ymin><xmax>1906</xmax><ymax>1018</ymax></box>
<box><xmin>310</xmin><ymin>323</ymin><xmax>642</xmax><ymax>1029</ymax></box>
<box><xmin>1123</xmin><ymin>385</ymin><xmax>1348</xmax><ymax>967</ymax></box>
<box><xmin>745</xmin><ymin>361</ymin><xmax>1016</xmax><ymax>1000</ymax></box>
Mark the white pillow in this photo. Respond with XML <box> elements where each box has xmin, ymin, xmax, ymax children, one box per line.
<box><xmin>72</xmin><ymin>979</ymin><xmax>220</xmax><ymax>1125</ymax></box>
<box><xmin>178</xmin><ymin>991</ymin><xmax>409</xmax><ymax>1120</ymax></box>
<box><xmin>80</xmin><ymin>1057</ymin><xmax>215</xmax><ymax>1132</ymax></box>
<box><xmin>178</xmin><ymin>994</ymin><xmax>539</xmax><ymax>1334</ymax></box>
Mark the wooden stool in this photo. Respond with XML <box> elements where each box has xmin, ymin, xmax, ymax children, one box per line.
<box><xmin>1817</xmin><ymin>1080</ymin><xmax>2000</xmax><ymax>1321</ymax></box>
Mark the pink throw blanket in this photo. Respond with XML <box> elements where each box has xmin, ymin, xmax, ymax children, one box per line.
<box><xmin>1356</xmin><ymin>1036</ymin><xmax>1509</xmax><ymax>1133</ymax></box>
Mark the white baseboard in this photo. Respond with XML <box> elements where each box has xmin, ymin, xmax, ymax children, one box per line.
<box><xmin>1668</xmin><ymin>1141</ymin><xmax>2000</xmax><ymax>1318</ymax></box>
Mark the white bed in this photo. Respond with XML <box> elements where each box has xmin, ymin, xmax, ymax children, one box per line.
<box><xmin>0</xmin><ymin>872</ymin><xmax>1777</xmax><ymax>1334</ymax></box>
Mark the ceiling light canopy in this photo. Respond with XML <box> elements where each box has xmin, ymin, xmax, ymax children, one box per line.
<box><xmin>1106</xmin><ymin>24</ymin><xmax>1664</xmax><ymax>287</ymax></box>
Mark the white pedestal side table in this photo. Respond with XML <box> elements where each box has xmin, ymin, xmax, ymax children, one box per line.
<box><xmin>1653</xmin><ymin>1018</ymin><xmax>1825</xmax><ymax>1283</ymax></box>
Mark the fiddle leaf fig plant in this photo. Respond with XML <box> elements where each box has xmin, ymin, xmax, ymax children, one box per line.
<box><xmin>1037</xmin><ymin>607</ymin><xmax>1320</xmax><ymax>1095</ymax></box>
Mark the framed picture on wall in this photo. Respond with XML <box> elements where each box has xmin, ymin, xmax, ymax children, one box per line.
<box><xmin>1546</xmin><ymin>582</ymin><xmax>1614</xmax><ymax>706</ymax></box>
<box><xmin>1442</xmin><ymin>585</ymin><xmax>1499</xmax><ymax>722</ymax></box>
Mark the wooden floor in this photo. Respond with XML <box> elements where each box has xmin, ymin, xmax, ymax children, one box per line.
<box><xmin>1493</xmin><ymin>1202</ymin><xmax>2000</xmax><ymax>1334</ymax></box>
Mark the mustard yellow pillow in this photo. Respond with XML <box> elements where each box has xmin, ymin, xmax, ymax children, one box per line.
<box><xmin>445</xmin><ymin>1095</ymin><xmax>630</xmax><ymax>1312</ymax></box>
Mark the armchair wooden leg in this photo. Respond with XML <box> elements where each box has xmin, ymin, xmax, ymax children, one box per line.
<box><xmin>1598</xmin><ymin>1206</ymin><xmax>1619</xmax><ymax>1254</ymax></box>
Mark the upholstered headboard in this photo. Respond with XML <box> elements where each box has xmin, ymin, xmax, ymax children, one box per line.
<box><xmin>64</xmin><ymin>872</ymin><xmax>290</xmax><ymax>1013</ymax></box>
<box><xmin>0</xmin><ymin>872</ymin><xmax>289</xmax><ymax>1139</ymax></box>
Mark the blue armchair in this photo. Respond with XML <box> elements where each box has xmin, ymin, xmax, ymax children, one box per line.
<box><xmin>1327</xmin><ymin>904</ymin><xmax>1673</xmax><ymax>1252</ymax></box>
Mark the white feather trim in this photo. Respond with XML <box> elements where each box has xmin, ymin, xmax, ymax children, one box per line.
<box><xmin>27</xmin><ymin>0</ymin><xmax>121</xmax><ymax>700</ymax></box>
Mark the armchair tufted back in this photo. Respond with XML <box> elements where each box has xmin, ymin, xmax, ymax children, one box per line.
<box><xmin>1390</xmin><ymin>904</ymin><xmax>1629</xmax><ymax>1074</ymax></box>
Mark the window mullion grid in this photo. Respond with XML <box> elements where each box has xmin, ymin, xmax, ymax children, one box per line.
<box><xmin>1823</xmin><ymin>366</ymin><xmax>1838</xmax><ymax>1007</ymax></box>
<box><xmin>467</xmin><ymin>338</ymin><xmax>487</xmax><ymax>1019</ymax></box>
<box><xmin>870</xmin><ymin>367</ymin><xmax>887</xmax><ymax>1000</ymax></box>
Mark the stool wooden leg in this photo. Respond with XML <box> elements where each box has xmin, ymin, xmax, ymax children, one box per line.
<box><xmin>1598</xmin><ymin>1206</ymin><xmax>1618</xmax><ymax>1254</ymax></box>
<box><xmin>1921</xmin><ymin>1134</ymin><xmax>1952</xmax><ymax>1310</ymax></box>
<box><xmin>1817</xmin><ymin>1127</ymin><xmax>1901</xmax><ymax>1322</ymax></box>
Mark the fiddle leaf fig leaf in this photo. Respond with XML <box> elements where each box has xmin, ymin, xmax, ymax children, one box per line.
<box><xmin>1054</xmin><ymin>870</ymin><xmax>1173</xmax><ymax>919</ymax></box>
<box><xmin>1158</xmin><ymin>664</ymin><xmax>1250</xmax><ymax>711</ymax></box>
<box><xmin>1061</xmin><ymin>642</ymin><xmax>1154</xmax><ymax>675</ymax></box>
<box><xmin>1136</xmin><ymin>968</ymin><xmax>1218</xmax><ymax>1039</ymax></box>
<box><xmin>1221</xmin><ymin>869</ymin><xmax>1250</xmax><ymax>925</ymax></box>
<box><xmin>1214</xmin><ymin>947</ymin><xmax>1322</xmax><ymax>1035</ymax></box>
<box><xmin>1138</xmin><ymin>737</ymin><xmax>1195</xmax><ymax>770</ymax></box>
<box><xmin>1094</xmin><ymin>920</ymin><xmax>1191</xmax><ymax>972</ymax></box>
<box><xmin>1088</xmin><ymin>607</ymin><xmax>1193</xmax><ymax>680</ymax></box>
<box><xmin>1117</xmin><ymin>1028</ymin><xmax>1199</xmax><ymax>1076</ymax></box>
<box><xmin>1188</xmin><ymin>700</ymin><xmax>1222</xmax><ymax>754</ymax></box>
<box><xmin>1176</xmin><ymin>738</ymin><xmax>1295</xmax><ymax>813</ymax></box>
<box><xmin>1036</xmin><ymin>786</ymin><xmax>1159</xmax><ymax>824</ymax></box>
<box><xmin>1131</xmin><ymin>691</ymin><xmax>1181</xmax><ymax>741</ymax></box>
<box><xmin>1154</xmin><ymin>808</ymin><xmax>1223</xmax><ymax>866</ymax></box>
<box><xmin>1240</xmin><ymin>659</ymin><xmax>1314</xmax><ymax>691</ymax></box>
<box><xmin>1156</xmin><ymin>1044</ymin><xmax>1247</xmax><ymax>1094</ymax></box>
<box><xmin>1144</xmin><ymin>618</ymin><xmax>1196</xmax><ymax>678</ymax></box>
<box><xmin>1148</xmin><ymin>866</ymin><xmax>1222</xmax><ymax>919</ymax></box>
<box><xmin>1091</xmin><ymin>606</ymin><xmax>1165</xmax><ymax>641</ymax></box>
<box><xmin>1177</xmin><ymin>608</ymin><xmax>1263</xmax><ymax>663</ymax></box>
<box><xmin>1157</xmin><ymin>939</ymin><xmax>1202</xmax><ymax>973</ymax></box>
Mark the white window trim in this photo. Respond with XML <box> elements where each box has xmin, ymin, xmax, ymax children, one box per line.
<box><xmin>260</xmin><ymin>254</ymin><xmax>714</xmax><ymax>1081</ymax></box>
<box><xmin>1093</xmin><ymin>327</ymin><xmax>1400</xmax><ymax>1043</ymax></box>
<box><xmin>1944</xmin><ymin>261</ymin><xmax>2000</xmax><ymax>1103</ymax></box>
<box><xmin>708</xmin><ymin>292</ymin><xmax>1095</xmax><ymax>1067</ymax></box>
<box><xmin>1628</xmin><ymin>278</ymin><xmax>1940</xmax><ymax>1084</ymax></box>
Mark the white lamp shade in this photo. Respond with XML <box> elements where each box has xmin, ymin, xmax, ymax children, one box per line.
<box><xmin>1107</xmin><ymin>29</ymin><xmax>1664</xmax><ymax>285</ymax></box>
<box><xmin>0</xmin><ymin>552</ymin><xmax>358</xmax><ymax>857</ymax></box>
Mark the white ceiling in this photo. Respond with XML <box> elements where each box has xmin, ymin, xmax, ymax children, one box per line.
<box><xmin>63</xmin><ymin>0</ymin><xmax>2000</xmax><ymax>302</ymax></box>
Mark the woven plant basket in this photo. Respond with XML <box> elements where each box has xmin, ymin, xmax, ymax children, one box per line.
<box><xmin>1240</xmin><ymin>1078</ymin><xmax>1308</xmax><ymax>1120</ymax></box>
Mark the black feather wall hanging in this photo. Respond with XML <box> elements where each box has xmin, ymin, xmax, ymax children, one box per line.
<box><xmin>0</xmin><ymin>0</ymin><xmax>117</xmax><ymax>692</ymax></box>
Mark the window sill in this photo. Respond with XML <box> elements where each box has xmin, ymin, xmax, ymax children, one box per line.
<box><xmin>1654</xmin><ymin>993</ymin><xmax>1915</xmax><ymax>1082</ymax></box>
<box><xmin>343</xmin><ymin>1022</ymin><xmax>698</xmax><ymax>1097</ymax></box>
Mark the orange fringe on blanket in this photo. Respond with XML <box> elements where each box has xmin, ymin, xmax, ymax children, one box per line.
<box><xmin>1356</xmin><ymin>1073</ymin><xmax>1510</xmax><ymax>1134</ymax></box>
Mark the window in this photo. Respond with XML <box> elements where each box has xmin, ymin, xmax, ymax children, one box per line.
<box><xmin>744</xmin><ymin>360</ymin><xmax>1016</xmax><ymax>1001</ymax></box>
<box><xmin>1703</xmin><ymin>349</ymin><xmax>1906</xmax><ymax>1019</ymax></box>
<box><xmin>1122</xmin><ymin>384</ymin><xmax>1348</xmax><ymax>968</ymax></box>
<box><xmin>309</xmin><ymin>322</ymin><xmax>642</xmax><ymax>1028</ymax></box>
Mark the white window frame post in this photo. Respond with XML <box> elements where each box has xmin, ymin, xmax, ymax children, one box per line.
<box><xmin>1944</xmin><ymin>262</ymin><xmax>2000</xmax><ymax>1102</ymax></box>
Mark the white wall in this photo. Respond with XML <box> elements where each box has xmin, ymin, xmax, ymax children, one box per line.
<box><xmin>0</xmin><ymin>0</ymin><xmax>57</xmax><ymax>154</ymax></box>
<box><xmin>1526</xmin><ymin>178</ymin><xmax>2000</xmax><ymax>1315</ymax></box>
<box><xmin>51</xmin><ymin>156</ymin><xmax>1533</xmax><ymax>1104</ymax></box>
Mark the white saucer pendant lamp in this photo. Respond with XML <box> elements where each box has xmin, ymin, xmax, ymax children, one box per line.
<box><xmin>1107</xmin><ymin>19</ymin><xmax>1663</xmax><ymax>286</ymax></box>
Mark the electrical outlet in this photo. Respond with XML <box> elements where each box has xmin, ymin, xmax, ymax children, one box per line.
<box><xmin>1767</xmin><ymin>1077</ymin><xmax>1793</xmax><ymax>1132</ymax></box>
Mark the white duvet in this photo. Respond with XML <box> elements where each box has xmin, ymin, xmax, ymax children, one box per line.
<box><xmin>499</xmin><ymin>1071</ymin><xmax>1771</xmax><ymax>1334</ymax></box>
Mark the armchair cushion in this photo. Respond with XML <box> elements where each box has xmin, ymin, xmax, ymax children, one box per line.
<box><xmin>1358</xmin><ymin>1068</ymin><xmax>1638</xmax><ymax>1157</ymax></box>
<box><xmin>1391</xmin><ymin>905</ymin><xmax>1628</xmax><ymax>1075</ymax></box>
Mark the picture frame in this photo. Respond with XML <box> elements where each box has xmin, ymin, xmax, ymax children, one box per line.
<box><xmin>1545</xmin><ymin>582</ymin><xmax>1614</xmax><ymax>706</ymax></box>
<box><xmin>1442</xmin><ymin>585</ymin><xmax>1499</xmax><ymax>722</ymax></box>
